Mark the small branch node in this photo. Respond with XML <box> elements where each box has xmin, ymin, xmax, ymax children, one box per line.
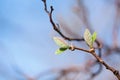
<box><xmin>69</xmin><ymin>45</ymin><xmax>75</xmax><ymax>51</ymax></box>
<box><xmin>89</xmin><ymin>48</ymin><xmax>95</xmax><ymax>53</ymax></box>
<box><xmin>99</xmin><ymin>59</ymin><xmax>104</xmax><ymax>63</ymax></box>
<box><xmin>50</xmin><ymin>6</ymin><xmax>54</xmax><ymax>11</ymax></box>
<box><xmin>114</xmin><ymin>70</ymin><xmax>119</xmax><ymax>75</ymax></box>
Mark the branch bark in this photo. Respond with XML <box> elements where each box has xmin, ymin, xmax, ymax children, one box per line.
<box><xmin>70</xmin><ymin>46</ymin><xmax>120</xmax><ymax>80</ymax></box>
<box><xmin>41</xmin><ymin>0</ymin><xmax>120</xmax><ymax>80</ymax></box>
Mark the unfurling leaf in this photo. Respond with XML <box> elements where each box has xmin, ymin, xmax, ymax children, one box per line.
<box><xmin>53</xmin><ymin>37</ymin><xmax>69</xmax><ymax>55</ymax></box>
<box><xmin>53</xmin><ymin>37</ymin><xmax>69</xmax><ymax>48</ymax></box>
<box><xmin>92</xmin><ymin>32</ymin><xmax>97</xmax><ymax>44</ymax></box>
<box><xmin>55</xmin><ymin>47</ymin><xmax>68</xmax><ymax>55</ymax></box>
<box><xmin>59</xmin><ymin>47</ymin><xmax>68</xmax><ymax>51</ymax></box>
<box><xmin>84</xmin><ymin>29</ymin><xmax>93</xmax><ymax>48</ymax></box>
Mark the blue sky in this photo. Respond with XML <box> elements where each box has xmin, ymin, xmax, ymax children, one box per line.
<box><xmin>0</xmin><ymin>0</ymin><xmax>118</xmax><ymax>80</ymax></box>
<box><xmin>0</xmin><ymin>0</ymin><xmax>82</xmax><ymax>79</ymax></box>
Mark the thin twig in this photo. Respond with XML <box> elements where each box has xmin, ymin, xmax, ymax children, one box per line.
<box><xmin>41</xmin><ymin>0</ymin><xmax>120</xmax><ymax>80</ymax></box>
<box><xmin>41</xmin><ymin>0</ymin><xmax>102</xmax><ymax>79</ymax></box>
<box><xmin>69</xmin><ymin>46</ymin><xmax>120</xmax><ymax>80</ymax></box>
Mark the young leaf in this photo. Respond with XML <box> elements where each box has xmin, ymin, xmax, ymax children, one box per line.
<box><xmin>55</xmin><ymin>47</ymin><xmax>67</xmax><ymax>55</ymax></box>
<box><xmin>53</xmin><ymin>37</ymin><xmax>69</xmax><ymax>48</ymax></box>
<box><xmin>59</xmin><ymin>47</ymin><xmax>68</xmax><ymax>51</ymax></box>
<box><xmin>84</xmin><ymin>29</ymin><xmax>93</xmax><ymax>48</ymax></box>
<box><xmin>92</xmin><ymin>32</ymin><xmax>97</xmax><ymax>44</ymax></box>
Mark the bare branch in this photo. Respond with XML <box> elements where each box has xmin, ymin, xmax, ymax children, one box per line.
<box><xmin>41</xmin><ymin>0</ymin><xmax>120</xmax><ymax>80</ymax></box>
<box><xmin>69</xmin><ymin>46</ymin><xmax>120</xmax><ymax>80</ymax></box>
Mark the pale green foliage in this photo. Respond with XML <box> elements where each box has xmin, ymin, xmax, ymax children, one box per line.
<box><xmin>92</xmin><ymin>32</ymin><xmax>97</xmax><ymax>44</ymax></box>
<box><xmin>84</xmin><ymin>29</ymin><xmax>93</xmax><ymax>48</ymax></box>
<box><xmin>53</xmin><ymin>37</ymin><xmax>69</xmax><ymax>54</ymax></box>
<box><xmin>53</xmin><ymin>37</ymin><xmax>69</xmax><ymax>48</ymax></box>
<box><xmin>55</xmin><ymin>47</ymin><xmax>68</xmax><ymax>54</ymax></box>
<box><xmin>84</xmin><ymin>29</ymin><xmax>97</xmax><ymax>48</ymax></box>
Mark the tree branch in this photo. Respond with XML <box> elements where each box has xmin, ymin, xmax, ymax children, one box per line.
<box><xmin>69</xmin><ymin>46</ymin><xmax>120</xmax><ymax>80</ymax></box>
<box><xmin>41</xmin><ymin>0</ymin><xmax>102</xmax><ymax>79</ymax></box>
<box><xmin>41</xmin><ymin>0</ymin><xmax>120</xmax><ymax>80</ymax></box>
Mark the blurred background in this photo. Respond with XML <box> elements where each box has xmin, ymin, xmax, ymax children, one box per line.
<box><xmin>0</xmin><ymin>0</ymin><xmax>120</xmax><ymax>80</ymax></box>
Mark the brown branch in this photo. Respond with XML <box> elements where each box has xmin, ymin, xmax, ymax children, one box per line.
<box><xmin>91</xmin><ymin>51</ymin><xmax>120</xmax><ymax>80</ymax></box>
<box><xmin>42</xmin><ymin>0</ymin><xmax>83</xmax><ymax>41</ymax></box>
<box><xmin>41</xmin><ymin>0</ymin><xmax>120</xmax><ymax>79</ymax></box>
<box><xmin>69</xmin><ymin>46</ymin><xmax>120</xmax><ymax>80</ymax></box>
<box><xmin>41</xmin><ymin>0</ymin><xmax>103</xmax><ymax>79</ymax></box>
<box><xmin>90</xmin><ymin>61</ymin><xmax>103</xmax><ymax>79</ymax></box>
<box><xmin>41</xmin><ymin>0</ymin><xmax>102</xmax><ymax>53</ymax></box>
<box><xmin>42</xmin><ymin>0</ymin><xmax>49</xmax><ymax>14</ymax></box>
